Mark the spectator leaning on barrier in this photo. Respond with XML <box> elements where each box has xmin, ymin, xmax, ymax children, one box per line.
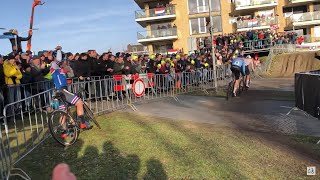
<box><xmin>20</xmin><ymin>52</ymin><xmax>30</xmax><ymax>70</ymax></box>
<box><xmin>92</xmin><ymin>53</ymin><xmax>107</xmax><ymax>78</ymax></box>
<box><xmin>30</xmin><ymin>55</ymin><xmax>49</xmax><ymax>83</ymax></box>
<box><xmin>0</xmin><ymin>55</ymin><xmax>5</xmax><ymax>115</ymax></box>
<box><xmin>3</xmin><ymin>55</ymin><xmax>22</xmax><ymax>114</ymax></box>
<box><xmin>131</xmin><ymin>55</ymin><xmax>142</xmax><ymax>74</ymax></box>
<box><xmin>74</xmin><ymin>53</ymin><xmax>92</xmax><ymax>79</ymax></box>
<box><xmin>21</xmin><ymin>64</ymin><xmax>32</xmax><ymax>84</ymax></box>
<box><xmin>3</xmin><ymin>55</ymin><xmax>22</xmax><ymax>85</ymax></box>
<box><xmin>105</xmin><ymin>54</ymin><xmax>114</xmax><ymax>77</ymax></box>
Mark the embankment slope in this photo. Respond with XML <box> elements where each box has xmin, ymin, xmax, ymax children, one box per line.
<box><xmin>268</xmin><ymin>51</ymin><xmax>320</xmax><ymax>77</ymax></box>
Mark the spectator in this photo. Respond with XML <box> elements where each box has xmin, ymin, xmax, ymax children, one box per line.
<box><xmin>70</xmin><ymin>53</ymin><xmax>79</xmax><ymax>70</ymax></box>
<box><xmin>61</xmin><ymin>60</ymin><xmax>74</xmax><ymax>79</ymax></box>
<box><xmin>20</xmin><ymin>64</ymin><xmax>32</xmax><ymax>111</ymax></box>
<box><xmin>131</xmin><ymin>56</ymin><xmax>142</xmax><ymax>74</ymax></box>
<box><xmin>4</xmin><ymin>29</ymin><xmax>32</xmax><ymax>53</ymax></box>
<box><xmin>0</xmin><ymin>55</ymin><xmax>5</xmax><ymax>116</ymax></box>
<box><xmin>3</xmin><ymin>55</ymin><xmax>22</xmax><ymax>115</ymax></box>
<box><xmin>106</xmin><ymin>55</ymin><xmax>115</xmax><ymax>77</ymax></box>
<box><xmin>30</xmin><ymin>56</ymin><xmax>49</xmax><ymax>83</ymax></box>
<box><xmin>258</xmin><ymin>31</ymin><xmax>265</xmax><ymax>49</ymax></box>
<box><xmin>20</xmin><ymin>52</ymin><xmax>30</xmax><ymax>70</ymax></box>
<box><xmin>74</xmin><ymin>53</ymin><xmax>92</xmax><ymax>78</ymax></box>
<box><xmin>113</xmin><ymin>55</ymin><xmax>125</xmax><ymax>100</ymax></box>
<box><xmin>30</xmin><ymin>55</ymin><xmax>50</xmax><ymax>94</ymax></box>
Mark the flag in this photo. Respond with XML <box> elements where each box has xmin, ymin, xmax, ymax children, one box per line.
<box><xmin>155</xmin><ymin>8</ymin><xmax>165</xmax><ymax>16</ymax></box>
<box><xmin>247</xmin><ymin>19</ymin><xmax>258</xmax><ymax>27</ymax></box>
<box><xmin>167</xmin><ymin>49</ymin><xmax>178</xmax><ymax>55</ymax></box>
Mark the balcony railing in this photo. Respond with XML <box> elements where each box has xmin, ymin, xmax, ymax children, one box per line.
<box><xmin>300</xmin><ymin>35</ymin><xmax>320</xmax><ymax>43</ymax></box>
<box><xmin>135</xmin><ymin>5</ymin><xmax>175</xmax><ymax>19</ymax></box>
<box><xmin>289</xmin><ymin>0</ymin><xmax>317</xmax><ymax>3</ymax></box>
<box><xmin>234</xmin><ymin>0</ymin><xmax>277</xmax><ymax>10</ymax></box>
<box><xmin>290</xmin><ymin>11</ymin><xmax>320</xmax><ymax>23</ymax></box>
<box><xmin>137</xmin><ymin>28</ymin><xmax>177</xmax><ymax>41</ymax></box>
<box><xmin>236</xmin><ymin>17</ymin><xmax>278</xmax><ymax>30</ymax></box>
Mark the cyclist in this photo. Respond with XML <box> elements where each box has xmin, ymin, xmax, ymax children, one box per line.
<box><xmin>50</xmin><ymin>46</ymin><xmax>91</xmax><ymax>138</ymax></box>
<box><xmin>244</xmin><ymin>55</ymin><xmax>255</xmax><ymax>88</ymax></box>
<box><xmin>230</xmin><ymin>55</ymin><xmax>246</xmax><ymax>97</ymax></box>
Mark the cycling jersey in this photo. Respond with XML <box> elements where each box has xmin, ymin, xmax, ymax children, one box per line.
<box><xmin>51</xmin><ymin>50</ymin><xmax>67</xmax><ymax>90</ymax></box>
<box><xmin>51</xmin><ymin>65</ymin><xmax>68</xmax><ymax>90</ymax></box>
<box><xmin>244</xmin><ymin>58</ymin><xmax>252</xmax><ymax>66</ymax></box>
<box><xmin>231</xmin><ymin>58</ymin><xmax>246</xmax><ymax>75</ymax></box>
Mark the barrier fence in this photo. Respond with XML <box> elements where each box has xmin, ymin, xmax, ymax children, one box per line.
<box><xmin>0</xmin><ymin>65</ymin><xmax>229</xmax><ymax>179</ymax></box>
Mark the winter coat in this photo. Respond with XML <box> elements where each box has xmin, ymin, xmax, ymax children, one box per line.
<box><xmin>3</xmin><ymin>60</ymin><xmax>22</xmax><ymax>85</ymax></box>
<box><xmin>74</xmin><ymin>59</ymin><xmax>92</xmax><ymax>77</ymax></box>
<box><xmin>30</xmin><ymin>64</ymin><xmax>49</xmax><ymax>83</ymax></box>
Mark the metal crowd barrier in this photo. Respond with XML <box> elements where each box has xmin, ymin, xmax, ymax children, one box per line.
<box><xmin>0</xmin><ymin>65</ymin><xmax>229</xmax><ymax>179</ymax></box>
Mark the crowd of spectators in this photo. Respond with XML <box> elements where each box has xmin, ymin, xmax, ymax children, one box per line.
<box><xmin>0</xmin><ymin>49</ymin><xmax>218</xmax><ymax>116</ymax></box>
<box><xmin>0</xmin><ymin>29</ymin><xmax>307</xmax><ymax>116</ymax></box>
<box><xmin>200</xmin><ymin>30</ymin><xmax>303</xmax><ymax>65</ymax></box>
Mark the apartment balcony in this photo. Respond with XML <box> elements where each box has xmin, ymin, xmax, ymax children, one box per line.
<box><xmin>236</xmin><ymin>17</ymin><xmax>278</xmax><ymax>32</ymax></box>
<box><xmin>234</xmin><ymin>0</ymin><xmax>278</xmax><ymax>11</ymax></box>
<box><xmin>288</xmin><ymin>0</ymin><xmax>318</xmax><ymax>4</ymax></box>
<box><xmin>137</xmin><ymin>28</ymin><xmax>178</xmax><ymax>44</ymax></box>
<box><xmin>287</xmin><ymin>11</ymin><xmax>320</xmax><ymax>27</ymax></box>
<box><xmin>135</xmin><ymin>6</ymin><xmax>176</xmax><ymax>27</ymax></box>
<box><xmin>134</xmin><ymin>0</ymin><xmax>157</xmax><ymax>9</ymax></box>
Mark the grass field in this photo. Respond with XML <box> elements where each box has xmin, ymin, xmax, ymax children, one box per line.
<box><xmin>16</xmin><ymin>112</ymin><xmax>320</xmax><ymax>180</ymax></box>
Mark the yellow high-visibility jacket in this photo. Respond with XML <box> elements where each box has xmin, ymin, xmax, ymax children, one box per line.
<box><xmin>3</xmin><ymin>60</ymin><xmax>22</xmax><ymax>85</ymax></box>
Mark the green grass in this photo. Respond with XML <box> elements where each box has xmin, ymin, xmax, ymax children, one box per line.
<box><xmin>16</xmin><ymin>112</ymin><xmax>320</xmax><ymax>180</ymax></box>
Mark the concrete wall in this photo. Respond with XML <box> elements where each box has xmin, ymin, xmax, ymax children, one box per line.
<box><xmin>172</xmin><ymin>0</ymin><xmax>189</xmax><ymax>53</ymax></box>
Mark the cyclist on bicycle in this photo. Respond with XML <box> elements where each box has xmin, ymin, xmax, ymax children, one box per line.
<box><xmin>244</xmin><ymin>55</ymin><xmax>255</xmax><ymax>88</ymax></box>
<box><xmin>50</xmin><ymin>46</ymin><xmax>91</xmax><ymax>138</ymax></box>
<box><xmin>230</xmin><ymin>54</ymin><xmax>246</xmax><ymax>97</ymax></box>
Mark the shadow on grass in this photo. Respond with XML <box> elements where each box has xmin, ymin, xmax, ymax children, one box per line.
<box><xmin>17</xmin><ymin>138</ymin><xmax>167</xmax><ymax>180</ymax></box>
<box><xmin>144</xmin><ymin>158</ymin><xmax>167</xmax><ymax>180</ymax></box>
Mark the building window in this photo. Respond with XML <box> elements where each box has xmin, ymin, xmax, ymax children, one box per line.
<box><xmin>190</xmin><ymin>16</ymin><xmax>222</xmax><ymax>35</ymax></box>
<box><xmin>315</xmin><ymin>26</ymin><xmax>320</xmax><ymax>38</ymax></box>
<box><xmin>314</xmin><ymin>4</ymin><xmax>320</xmax><ymax>12</ymax></box>
<box><xmin>188</xmin><ymin>0</ymin><xmax>220</xmax><ymax>14</ymax></box>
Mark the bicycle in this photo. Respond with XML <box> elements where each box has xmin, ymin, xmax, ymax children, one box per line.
<box><xmin>48</xmin><ymin>88</ymin><xmax>101</xmax><ymax>146</ymax></box>
<box><xmin>226</xmin><ymin>74</ymin><xmax>240</xmax><ymax>100</ymax></box>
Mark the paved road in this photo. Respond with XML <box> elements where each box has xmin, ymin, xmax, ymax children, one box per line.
<box><xmin>133</xmin><ymin>78</ymin><xmax>320</xmax><ymax>137</ymax></box>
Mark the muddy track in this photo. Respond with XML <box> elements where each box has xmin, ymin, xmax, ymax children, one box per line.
<box><xmin>133</xmin><ymin>78</ymin><xmax>320</xmax><ymax>163</ymax></box>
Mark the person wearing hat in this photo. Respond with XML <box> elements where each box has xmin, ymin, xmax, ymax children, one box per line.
<box><xmin>0</xmin><ymin>55</ymin><xmax>4</xmax><ymax>116</ymax></box>
<box><xmin>3</xmin><ymin>55</ymin><xmax>22</xmax><ymax>114</ymax></box>
<box><xmin>3</xmin><ymin>55</ymin><xmax>22</xmax><ymax>85</ymax></box>
<box><xmin>146</xmin><ymin>54</ymin><xmax>156</xmax><ymax>73</ymax></box>
<box><xmin>29</xmin><ymin>55</ymin><xmax>49</xmax><ymax>83</ymax></box>
<box><xmin>131</xmin><ymin>55</ymin><xmax>142</xmax><ymax>74</ymax></box>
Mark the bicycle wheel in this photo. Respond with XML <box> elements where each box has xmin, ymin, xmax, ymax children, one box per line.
<box><xmin>83</xmin><ymin>102</ymin><xmax>101</xmax><ymax>129</ymax></box>
<box><xmin>238</xmin><ymin>77</ymin><xmax>244</xmax><ymax>96</ymax></box>
<box><xmin>226</xmin><ymin>81</ymin><xmax>234</xmax><ymax>101</ymax></box>
<box><xmin>49</xmin><ymin>110</ymin><xmax>79</xmax><ymax>146</ymax></box>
